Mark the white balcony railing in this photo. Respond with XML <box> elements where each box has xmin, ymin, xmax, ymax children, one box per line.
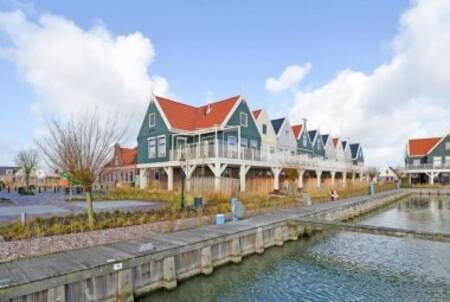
<box><xmin>170</xmin><ymin>140</ymin><xmax>363</xmax><ymax>171</ymax></box>
<box><xmin>403</xmin><ymin>163</ymin><xmax>450</xmax><ymax>170</ymax></box>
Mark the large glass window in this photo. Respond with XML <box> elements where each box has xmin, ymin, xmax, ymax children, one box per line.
<box><xmin>241</xmin><ymin>138</ymin><xmax>248</xmax><ymax>147</ymax></box>
<box><xmin>240</xmin><ymin>112</ymin><xmax>248</xmax><ymax>127</ymax></box>
<box><xmin>148</xmin><ymin>137</ymin><xmax>156</xmax><ymax>159</ymax></box>
<box><xmin>446</xmin><ymin>142</ymin><xmax>450</xmax><ymax>151</ymax></box>
<box><xmin>158</xmin><ymin>136</ymin><xmax>166</xmax><ymax>157</ymax></box>
<box><xmin>250</xmin><ymin>139</ymin><xmax>258</xmax><ymax>149</ymax></box>
<box><xmin>149</xmin><ymin>113</ymin><xmax>156</xmax><ymax>128</ymax></box>
<box><xmin>413</xmin><ymin>159</ymin><xmax>420</xmax><ymax>166</ymax></box>
<box><xmin>302</xmin><ymin>134</ymin><xmax>307</xmax><ymax>147</ymax></box>
<box><xmin>433</xmin><ymin>156</ymin><xmax>442</xmax><ymax>167</ymax></box>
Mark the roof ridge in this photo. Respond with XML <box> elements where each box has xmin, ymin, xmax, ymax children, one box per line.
<box><xmin>156</xmin><ymin>95</ymin><xmax>197</xmax><ymax>109</ymax></box>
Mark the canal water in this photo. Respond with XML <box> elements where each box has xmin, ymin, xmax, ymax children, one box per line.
<box><xmin>143</xmin><ymin>195</ymin><xmax>450</xmax><ymax>302</ymax></box>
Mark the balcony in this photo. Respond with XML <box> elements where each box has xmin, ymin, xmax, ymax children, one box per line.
<box><xmin>403</xmin><ymin>163</ymin><xmax>450</xmax><ymax>170</ymax></box>
<box><xmin>169</xmin><ymin>140</ymin><xmax>363</xmax><ymax>171</ymax></box>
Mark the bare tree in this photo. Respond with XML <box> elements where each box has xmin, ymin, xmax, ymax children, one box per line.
<box><xmin>15</xmin><ymin>149</ymin><xmax>39</xmax><ymax>192</ymax></box>
<box><xmin>37</xmin><ymin>110</ymin><xmax>125</xmax><ymax>230</ymax></box>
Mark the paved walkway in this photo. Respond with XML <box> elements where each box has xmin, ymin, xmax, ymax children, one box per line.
<box><xmin>0</xmin><ymin>192</ymin><xmax>166</xmax><ymax>224</ymax></box>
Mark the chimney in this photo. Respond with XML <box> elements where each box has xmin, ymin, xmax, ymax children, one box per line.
<box><xmin>302</xmin><ymin>118</ymin><xmax>307</xmax><ymax>130</ymax></box>
<box><xmin>204</xmin><ymin>103</ymin><xmax>212</xmax><ymax>116</ymax></box>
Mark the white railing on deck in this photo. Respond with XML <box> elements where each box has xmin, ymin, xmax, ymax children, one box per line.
<box><xmin>403</xmin><ymin>163</ymin><xmax>450</xmax><ymax>170</ymax></box>
<box><xmin>170</xmin><ymin>140</ymin><xmax>365</xmax><ymax>170</ymax></box>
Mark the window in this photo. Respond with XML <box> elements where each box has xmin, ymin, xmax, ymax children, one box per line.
<box><xmin>302</xmin><ymin>134</ymin><xmax>307</xmax><ymax>147</ymax></box>
<box><xmin>250</xmin><ymin>139</ymin><xmax>258</xmax><ymax>149</ymax></box>
<box><xmin>148</xmin><ymin>113</ymin><xmax>156</xmax><ymax>128</ymax></box>
<box><xmin>240</xmin><ymin>112</ymin><xmax>248</xmax><ymax>127</ymax></box>
<box><xmin>158</xmin><ymin>136</ymin><xmax>166</xmax><ymax>157</ymax></box>
<box><xmin>130</xmin><ymin>171</ymin><xmax>134</xmax><ymax>182</ymax></box>
<box><xmin>241</xmin><ymin>138</ymin><xmax>248</xmax><ymax>147</ymax></box>
<box><xmin>227</xmin><ymin>136</ymin><xmax>237</xmax><ymax>145</ymax></box>
<box><xmin>317</xmin><ymin>140</ymin><xmax>322</xmax><ymax>150</ymax></box>
<box><xmin>148</xmin><ymin>137</ymin><xmax>156</xmax><ymax>159</ymax></box>
<box><xmin>270</xmin><ymin>147</ymin><xmax>275</xmax><ymax>154</ymax></box>
<box><xmin>433</xmin><ymin>156</ymin><xmax>442</xmax><ymax>167</ymax></box>
<box><xmin>262</xmin><ymin>124</ymin><xmax>267</xmax><ymax>135</ymax></box>
<box><xmin>446</xmin><ymin>142</ymin><xmax>450</xmax><ymax>151</ymax></box>
<box><xmin>413</xmin><ymin>159</ymin><xmax>420</xmax><ymax>166</ymax></box>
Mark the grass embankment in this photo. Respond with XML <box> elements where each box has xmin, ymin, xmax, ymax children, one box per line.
<box><xmin>0</xmin><ymin>188</ymin><xmax>298</xmax><ymax>241</ymax></box>
<box><xmin>308</xmin><ymin>182</ymin><xmax>397</xmax><ymax>202</ymax></box>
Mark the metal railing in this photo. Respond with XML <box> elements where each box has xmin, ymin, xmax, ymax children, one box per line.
<box><xmin>169</xmin><ymin>140</ymin><xmax>364</xmax><ymax>171</ymax></box>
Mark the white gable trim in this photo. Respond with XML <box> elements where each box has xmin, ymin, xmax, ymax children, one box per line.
<box><xmin>426</xmin><ymin>134</ymin><xmax>449</xmax><ymax>155</ymax></box>
<box><xmin>221</xmin><ymin>96</ymin><xmax>243</xmax><ymax>128</ymax></box>
<box><xmin>153</xmin><ymin>97</ymin><xmax>173</xmax><ymax>131</ymax></box>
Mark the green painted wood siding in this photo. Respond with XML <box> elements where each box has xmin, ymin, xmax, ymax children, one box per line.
<box><xmin>137</xmin><ymin>101</ymin><xmax>173</xmax><ymax>164</ymax></box>
<box><xmin>424</xmin><ymin>135</ymin><xmax>450</xmax><ymax>164</ymax></box>
<box><xmin>312</xmin><ymin>135</ymin><xmax>326</xmax><ymax>157</ymax></box>
<box><xmin>224</xmin><ymin>101</ymin><xmax>261</xmax><ymax>148</ymax></box>
<box><xmin>297</xmin><ymin>129</ymin><xmax>313</xmax><ymax>154</ymax></box>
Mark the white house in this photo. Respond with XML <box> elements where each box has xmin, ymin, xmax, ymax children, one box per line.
<box><xmin>378</xmin><ymin>166</ymin><xmax>399</xmax><ymax>182</ymax></box>
<box><xmin>271</xmin><ymin>117</ymin><xmax>297</xmax><ymax>155</ymax></box>
<box><xmin>322</xmin><ymin>134</ymin><xmax>336</xmax><ymax>160</ymax></box>
<box><xmin>333</xmin><ymin>137</ymin><xmax>345</xmax><ymax>161</ymax></box>
<box><xmin>341</xmin><ymin>140</ymin><xmax>353</xmax><ymax>162</ymax></box>
<box><xmin>252</xmin><ymin>109</ymin><xmax>277</xmax><ymax>154</ymax></box>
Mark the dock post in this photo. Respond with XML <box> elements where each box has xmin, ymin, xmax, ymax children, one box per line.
<box><xmin>117</xmin><ymin>268</ymin><xmax>134</xmax><ymax>302</ymax></box>
<box><xmin>231</xmin><ymin>238</ymin><xmax>242</xmax><ymax>263</ymax></box>
<box><xmin>274</xmin><ymin>226</ymin><xmax>284</xmax><ymax>246</ymax></box>
<box><xmin>162</xmin><ymin>257</ymin><xmax>177</xmax><ymax>290</ymax></box>
<box><xmin>255</xmin><ymin>227</ymin><xmax>264</xmax><ymax>253</ymax></box>
<box><xmin>201</xmin><ymin>246</ymin><xmax>213</xmax><ymax>275</ymax></box>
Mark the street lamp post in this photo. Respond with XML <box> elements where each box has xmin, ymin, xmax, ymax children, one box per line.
<box><xmin>180</xmin><ymin>154</ymin><xmax>186</xmax><ymax>209</ymax></box>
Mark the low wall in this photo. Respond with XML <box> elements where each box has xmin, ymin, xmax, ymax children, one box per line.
<box><xmin>0</xmin><ymin>191</ymin><xmax>409</xmax><ymax>302</ymax></box>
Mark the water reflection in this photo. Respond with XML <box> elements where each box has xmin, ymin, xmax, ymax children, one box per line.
<box><xmin>142</xmin><ymin>196</ymin><xmax>450</xmax><ymax>302</ymax></box>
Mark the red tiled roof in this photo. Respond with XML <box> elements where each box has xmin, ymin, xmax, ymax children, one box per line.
<box><xmin>291</xmin><ymin>124</ymin><xmax>303</xmax><ymax>139</ymax></box>
<box><xmin>121</xmin><ymin>147</ymin><xmax>137</xmax><ymax>165</ymax></box>
<box><xmin>408</xmin><ymin>137</ymin><xmax>441</xmax><ymax>156</ymax></box>
<box><xmin>156</xmin><ymin>96</ymin><xmax>240</xmax><ymax>131</ymax></box>
<box><xmin>332</xmin><ymin>137</ymin><xmax>339</xmax><ymax>148</ymax></box>
<box><xmin>252</xmin><ymin>109</ymin><xmax>262</xmax><ymax>120</ymax></box>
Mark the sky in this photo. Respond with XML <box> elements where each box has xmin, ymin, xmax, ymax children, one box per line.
<box><xmin>0</xmin><ymin>0</ymin><xmax>449</xmax><ymax>168</ymax></box>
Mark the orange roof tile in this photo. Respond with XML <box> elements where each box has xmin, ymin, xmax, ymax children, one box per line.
<box><xmin>121</xmin><ymin>147</ymin><xmax>137</xmax><ymax>165</ymax></box>
<box><xmin>252</xmin><ymin>109</ymin><xmax>262</xmax><ymax>120</ymax></box>
<box><xmin>332</xmin><ymin>137</ymin><xmax>339</xmax><ymax>148</ymax></box>
<box><xmin>291</xmin><ymin>124</ymin><xmax>303</xmax><ymax>139</ymax></box>
<box><xmin>408</xmin><ymin>137</ymin><xmax>441</xmax><ymax>156</ymax></box>
<box><xmin>156</xmin><ymin>95</ymin><xmax>240</xmax><ymax>131</ymax></box>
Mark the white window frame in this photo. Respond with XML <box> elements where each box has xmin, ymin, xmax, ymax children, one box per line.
<box><xmin>241</xmin><ymin>137</ymin><xmax>248</xmax><ymax>147</ymax></box>
<box><xmin>446</xmin><ymin>142</ymin><xmax>450</xmax><ymax>151</ymax></box>
<box><xmin>445</xmin><ymin>156</ymin><xmax>450</xmax><ymax>165</ymax></box>
<box><xmin>240</xmin><ymin>112</ymin><xmax>248</xmax><ymax>127</ymax></box>
<box><xmin>158</xmin><ymin>135</ymin><xmax>166</xmax><ymax>158</ymax></box>
<box><xmin>302</xmin><ymin>134</ymin><xmax>307</xmax><ymax>147</ymax></box>
<box><xmin>433</xmin><ymin>156</ymin><xmax>442</xmax><ymax>167</ymax></box>
<box><xmin>148</xmin><ymin>137</ymin><xmax>156</xmax><ymax>159</ymax></box>
<box><xmin>148</xmin><ymin>113</ymin><xmax>156</xmax><ymax>128</ymax></box>
<box><xmin>413</xmin><ymin>159</ymin><xmax>421</xmax><ymax>167</ymax></box>
<box><xmin>250</xmin><ymin>139</ymin><xmax>258</xmax><ymax>149</ymax></box>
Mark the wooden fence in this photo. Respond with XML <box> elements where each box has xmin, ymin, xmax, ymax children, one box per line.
<box><xmin>190</xmin><ymin>177</ymin><xmax>239</xmax><ymax>197</ymax></box>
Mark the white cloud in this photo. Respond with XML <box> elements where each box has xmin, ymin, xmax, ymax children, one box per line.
<box><xmin>0</xmin><ymin>10</ymin><xmax>170</xmax><ymax>145</ymax></box>
<box><xmin>265</xmin><ymin>63</ymin><xmax>311</xmax><ymax>93</ymax></box>
<box><xmin>274</xmin><ymin>0</ymin><xmax>450</xmax><ymax>167</ymax></box>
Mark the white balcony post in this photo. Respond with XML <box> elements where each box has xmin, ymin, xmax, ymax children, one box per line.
<box><xmin>271</xmin><ymin>167</ymin><xmax>282</xmax><ymax>191</ymax></box>
<box><xmin>139</xmin><ymin>168</ymin><xmax>148</xmax><ymax>189</ymax></box>
<box><xmin>429</xmin><ymin>172</ymin><xmax>435</xmax><ymax>185</ymax></box>
<box><xmin>316</xmin><ymin>170</ymin><xmax>322</xmax><ymax>188</ymax></box>
<box><xmin>297</xmin><ymin>169</ymin><xmax>305</xmax><ymax>189</ymax></box>
<box><xmin>352</xmin><ymin>172</ymin><xmax>356</xmax><ymax>184</ymax></box>
<box><xmin>164</xmin><ymin>167</ymin><xmax>174</xmax><ymax>191</ymax></box>
<box><xmin>342</xmin><ymin>172</ymin><xmax>347</xmax><ymax>187</ymax></box>
<box><xmin>330</xmin><ymin>171</ymin><xmax>336</xmax><ymax>188</ymax></box>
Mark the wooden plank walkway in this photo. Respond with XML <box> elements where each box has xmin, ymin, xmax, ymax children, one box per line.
<box><xmin>0</xmin><ymin>190</ymin><xmax>407</xmax><ymax>290</ymax></box>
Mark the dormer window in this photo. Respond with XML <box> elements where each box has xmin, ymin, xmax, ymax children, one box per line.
<box><xmin>262</xmin><ymin>124</ymin><xmax>267</xmax><ymax>135</ymax></box>
<box><xmin>240</xmin><ymin>112</ymin><xmax>248</xmax><ymax>127</ymax></box>
<box><xmin>302</xmin><ymin>134</ymin><xmax>307</xmax><ymax>147</ymax></box>
<box><xmin>149</xmin><ymin>113</ymin><xmax>156</xmax><ymax>128</ymax></box>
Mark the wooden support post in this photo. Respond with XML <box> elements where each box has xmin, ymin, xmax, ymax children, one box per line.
<box><xmin>330</xmin><ymin>171</ymin><xmax>336</xmax><ymax>188</ymax></box>
<box><xmin>271</xmin><ymin>167</ymin><xmax>282</xmax><ymax>191</ymax></box>
<box><xmin>117</xmin><ymin>268</ymin><xmax>134</xmax><ymax>302</ymax></box>
<box><xmin>163</xmin><ymin>167</ymin><xmax>174</xmax><ymax>191</ymax></box>
<box><xmin>201</xmin><ymin>246</ymin><xmax>213</xmax><ymax>275</ymax></box>
<box><xmin>162</xmin><ymin>257</ymin><xmax>177</xmax><ymax>290</ymax></box>
<box><xmin>352</xmin><ymin>172</ymin><xmax>356</xmax><ymax>184</ymax></box>
<box><xmin>139</xmin><ymin>168</ymin><xmax>148</xmax><ymax>189</ymax></box>
<box><xmin>231</xmin><ymin>238</ymin><xmax>242</xmax><ymax>263</ymax></box>
<box><xmin>208</xmin><ymin>163</ymin><xmax>228</xmax><ymax>192</ymax></box>
<box><xmin>316</xmin><ymin>170</ymin><xmax>322</xmax><ymax>188</ymax></box>
<box><xmin>342</xmin><ymin>172</ymin><xmax>347</xmax><ymax>187</ymax></box>
<box><xmin>297</xmin><ymin>169</ymin><xmax>305</xmax><ymax>190</ymax></box>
